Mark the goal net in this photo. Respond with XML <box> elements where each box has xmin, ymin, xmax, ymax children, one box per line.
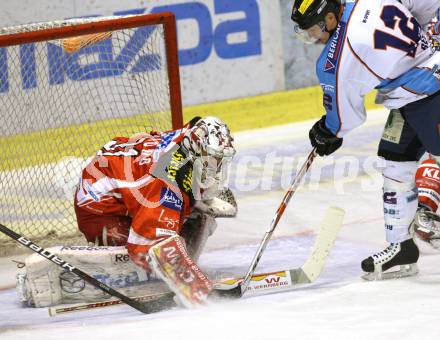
<box><xmin>0</xmin><ymin>13</ymin><xmax>183</xmax><ymax>254</ymax></box>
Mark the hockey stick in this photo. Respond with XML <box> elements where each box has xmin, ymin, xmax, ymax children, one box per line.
<box><xmin>213</xmin><ymin>204</ymin><xmax>342</xmax><ymax>297</ymax></box>
<box><xmin>49</xmin><ymin>206</ymin><xmax>344</xmax><ymax>316</ymax></box>
<box><xmin>207</xmin><ymin>149</ymin><xmax>317</xmax><ymax>298</ymax></box>
<box><xmin>233</xmin><ymin>148</ymin><xmax>317</xmax><ymax>296</ymax></box>
<box><xmin>0</xmin><ymin>223</ymin><xmax>176</xmax><ymax>314</ymax></box>
<box><xmin>49</xmin><ymin>291</ymin><xmax>173</xmax><ymax>316</ymax></box>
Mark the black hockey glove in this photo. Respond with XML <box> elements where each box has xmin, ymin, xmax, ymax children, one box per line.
<box><xmin>309</xmin><ymin>116</ymin><xmax>343</xmax><ymax>156</ymax></box>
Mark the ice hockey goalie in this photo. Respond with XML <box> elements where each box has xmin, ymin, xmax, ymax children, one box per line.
<box><xmin>16</xmin><ymin>117</ymin><xmax>237</xmax><ymax>308</ymax></box>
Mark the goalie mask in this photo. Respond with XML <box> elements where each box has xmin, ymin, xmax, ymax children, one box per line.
<box><xmin>182</xmin><ymin>117</ymin><xmax>235</xmax><ymax>200</ymax></box>
<box><xmin>291</xmin><ymin>0</ymin><xmax>340</xmax><ymax>44</ymax></box>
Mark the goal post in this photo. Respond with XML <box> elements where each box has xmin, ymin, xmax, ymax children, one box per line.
<box><xmin>0</xmin><ymin>13</ymin><xmax>183</xmax><ymax>253</ymax></box>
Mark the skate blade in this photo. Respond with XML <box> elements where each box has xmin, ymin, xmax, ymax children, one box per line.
<box><xmin>361</xmin><ymin>263</ymin><xmax>418</xmax><ymax>281</ymax></box>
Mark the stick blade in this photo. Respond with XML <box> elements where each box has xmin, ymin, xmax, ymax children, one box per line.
<box><xmin>48</xmin><ymin>292</ymin><xmax>176</xmax><ymax>316</ymax></box>
<box><xmin>210</xmin><ymin>285</ymin><xmax>243</xmax><ymax>299</ymax></box>
<box><xmin>298</xmin><ymin>206</ymin><xmax>345</xmax><ymax>283</ymax></box>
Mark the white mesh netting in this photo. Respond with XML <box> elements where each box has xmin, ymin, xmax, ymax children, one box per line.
<box><xmin>0</xmin><ymin>15</ymin><xmax>178</xmax><ymax>254</ymax></box>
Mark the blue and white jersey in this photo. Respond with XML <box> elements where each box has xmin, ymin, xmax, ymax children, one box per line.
<box><xmin>316</xmin><ymin>0</ymin><xmax>440</xmax><ymax>137</ymax></box>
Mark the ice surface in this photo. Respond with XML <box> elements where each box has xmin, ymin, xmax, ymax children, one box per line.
<box><xmin>1</xmin><ymin>109</ymin><xmax>440</xmax><ymax>340</ymax></box>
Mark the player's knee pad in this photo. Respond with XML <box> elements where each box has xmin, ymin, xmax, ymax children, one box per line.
<box><xmin>416</xmin><ymin>158</ymin><xmax>440</xmax><ymax>212</ymax></box>
<box><xmin>382</xmin><ymin>160</ymin><xmax>418</xmax><ymax>190</ymax></box>
<box><xmin>382</xmin><ymin>160</ymin><xmax>418</xmax><ymax>243</ymax></box>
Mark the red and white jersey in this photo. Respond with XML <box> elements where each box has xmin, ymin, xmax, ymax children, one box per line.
<box><xmin>318</xmin><ymin>0</ymin><xmax>440</xmax><ymax>137</ymax></box>
<box><xmin>75</xmin><ymin>128</ymin><xmax>194</xmax><ymax>266</ymax></box>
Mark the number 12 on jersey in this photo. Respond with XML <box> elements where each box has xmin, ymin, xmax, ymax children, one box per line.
<box><xmin>374</xmin><ymin>5</ymin><xmax>422</xmax><ymax>58</ymax></box>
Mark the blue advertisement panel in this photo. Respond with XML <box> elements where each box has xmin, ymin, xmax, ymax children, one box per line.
<box><xmin>0</xmin><ymin>0</ymin><xmax>284</xmax><ymax>106</ymax></box>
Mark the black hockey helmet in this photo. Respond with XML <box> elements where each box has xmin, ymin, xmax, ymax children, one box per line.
<box><xmin>291</xmin><ymin>0</ymin><xmax>340</xmax><ymax>30</ymax></box>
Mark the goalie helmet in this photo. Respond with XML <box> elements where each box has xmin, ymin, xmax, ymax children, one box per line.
<box><xmin>291</xmin><ymin>0</ymin><xmax>340</xmax><ymax>44</ymax></box>
<box><xmin>182</xmin><ymin>117</ymin><xmax>235</xmax><ymax>200</ymax></box>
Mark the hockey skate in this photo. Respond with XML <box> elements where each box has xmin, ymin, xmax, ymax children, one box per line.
<box><xmin>413</xmin><ymin>207</ymin><xmax>440</xmax><ymax>250</ymax></box>
<box><xmin>361</xmin><ymin>238</ymin><xmax>419</xmax><ymax>281</ymax></box>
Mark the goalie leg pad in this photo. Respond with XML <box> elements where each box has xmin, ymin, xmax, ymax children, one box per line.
<box><xmin>148</xmin><ymin>235</ymin><xmax>213</xmax><ymax>308</ymax></box>
<box><xmin>415</xmin><ymin>158</ymin><xmax>440</xmax><ymax>212</ymax></box>
<box><xmin>17</xmin><ymin>246</ymin><xmax>153</xmax><ymax>307</ymax></box>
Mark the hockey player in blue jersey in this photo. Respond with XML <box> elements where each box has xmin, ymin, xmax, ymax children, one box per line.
<box><xmin>291</xmin><ymin>0</ymin><xmax>440</xmax><ymax>280</ymax></box>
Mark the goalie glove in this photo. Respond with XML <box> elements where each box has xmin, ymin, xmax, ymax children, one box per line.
<box><xmin>193</xmin><ymin>187</ymin><xmax>237</xmax><ymax>218</ymax></box>
<box><xmin>309</xmin><ymin>116</ymin><xmax>343</xmax><ymax>156</ymax></box>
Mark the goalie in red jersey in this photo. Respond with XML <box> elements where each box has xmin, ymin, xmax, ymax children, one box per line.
<box><xmin>74</xmin><ymin>116</ymin><xmax>236</xmax><ymax>307</ymax></box>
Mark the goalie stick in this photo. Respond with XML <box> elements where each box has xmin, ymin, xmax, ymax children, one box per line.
<box><xmin>48</xmin><ymin>206</ymin><xmax>344</xmax><ymax>316</ymax></box>
<box><xmin>0</xmin><ymin>223</ymin><xmax>175</xmax><ymax>315</ymax></box>
<box><xmin>48</xmin><ymin>291</ymin><xmax>175</xmax><ymax>316</ymax></box>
